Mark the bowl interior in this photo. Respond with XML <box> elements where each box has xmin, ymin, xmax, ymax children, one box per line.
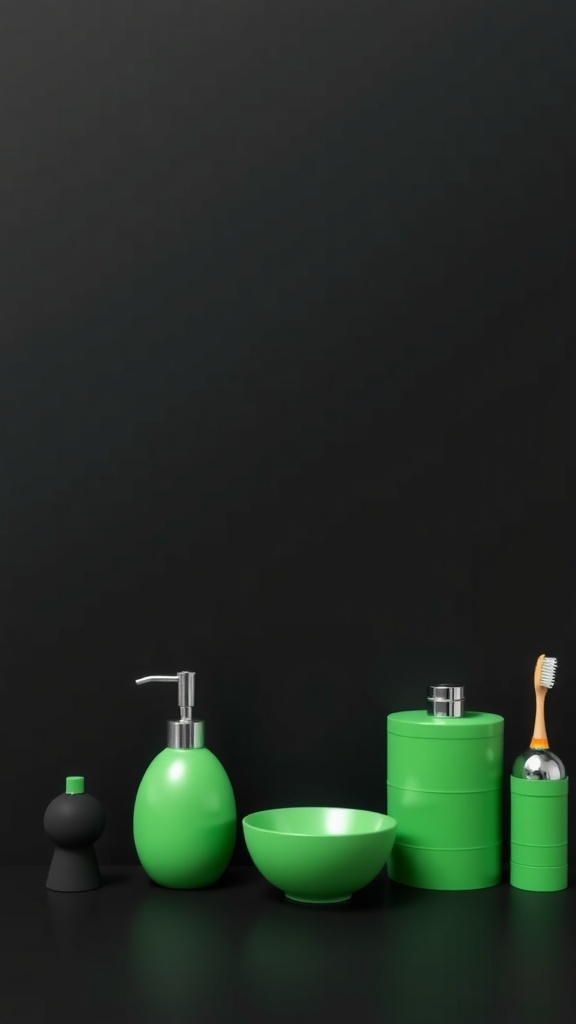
<box><xmin>242</xmin><ymin>806</ymin><xmax>396</xmax><ymax>838</ymax></box>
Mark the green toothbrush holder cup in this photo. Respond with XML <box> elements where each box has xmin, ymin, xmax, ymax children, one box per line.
<box><xmin>510</xmin><ymin>776</ymin><xmax>568</xmax><ymax>892</ymax></box>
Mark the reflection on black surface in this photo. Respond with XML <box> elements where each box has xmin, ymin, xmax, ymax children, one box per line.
<box><xmin>46</xmin><ymin>885</ymin><xmax>101</xmax><ymax>943</ymax></box>
<box><xmin>240</xmin><ymin>879</ymin><xmax>511</xmax><ymax>1023</ymax></box>
<box><xmin>45</xmin><ymin>885</ymin><xmax>128</xmax><ymax>1023</ymax></box>
<box><xmin>127</xmin><ymin>884</ymin><xmax>236</xmax><ymax>1023</ymax></box>
<box><xmin>2</xmin><ymin>868</ymin><xmax>571</xmax><ymax>1024</ymax></box>
<box><xmin>238</xmin><ymin>878</ymin><xmax>412</xmax><ymax>1021</ymax></box>
<box><xmin>375</xmin><ymin>883</ymin><xmax>506</xmax><ymax>1024</ymax></box>
<box><xmin>241</xmin><ymin>899</ymin><xmax>337</xmax><ymax>1017</ymax></box>
<box><xmin>506</xmin><ymin>889</ymin><xmax>569</xmax><ymax>1023</ymax></box>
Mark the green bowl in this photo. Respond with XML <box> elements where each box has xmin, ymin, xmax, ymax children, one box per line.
<box><xmin>242</xmin><ymin>806</ymin><xmax>397</xmax><ymax>904</ymax></box>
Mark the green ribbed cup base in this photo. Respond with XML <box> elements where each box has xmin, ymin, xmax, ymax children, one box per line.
<box><xmin>510</xmin><ymin>775</ymin><xmax>568</xmax><ymax>891</ymax></box>
<box><xmin>511</xmin><ymin>841</ymin><xmax>567</xmax><ymax>868</ymax></box>
<box><xmin>510</xmin><ymin>861</ymin><xmax>567</xmax><ymax>892</ymax></box>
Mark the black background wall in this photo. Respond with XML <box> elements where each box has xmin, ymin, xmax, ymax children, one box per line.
<box><xmin>0</xmin><ymin>1</ymin><xmax>573</xmax><ymax>867</ymax></box>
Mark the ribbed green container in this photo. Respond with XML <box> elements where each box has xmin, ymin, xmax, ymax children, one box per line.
<box><xmin>510</xmin><ymin>776</ymin><xmax>568</xmax><ymax>891</ymax></box>
<box><xmin>387</xmin><ymin>709</ymin><xmax>504</xmax><ymax>890</ymax></box>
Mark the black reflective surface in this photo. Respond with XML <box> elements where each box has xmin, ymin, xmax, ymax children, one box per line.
<box><xmin>0</xmin><ymin>867</ymin><xmax>574</xmax><ymax>1023</ymax></box>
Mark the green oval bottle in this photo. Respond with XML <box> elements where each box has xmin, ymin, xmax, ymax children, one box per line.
<box><xmin>133</xmin><ymin>670</ymin><xmax>236</xmax><ymax>889</ymax></box>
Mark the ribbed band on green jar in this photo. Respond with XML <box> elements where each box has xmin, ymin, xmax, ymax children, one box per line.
<box><xmin>387</xmin><ymin>710</ymin><xmax>504</xmax><ymax>739</ymax></box>
<box><xmin>510</xmin><ymin>776</ymin><xmax>568</xmax><ymax>847</ymax></box>
<box><xmin>510</xmin><ymin>860</ymin><xmax>567</xmax><ymax>892</ymax></box>
<box><xmin>387</xmin><ymin>735</ymin><xmax>503</xmax><ymax>791</ymax></box>
<box><xmin>387</xmin><ymin>712</ymin><xmax>504</xmax><ymax>792</ymax></box>
<box><xmin>510</xmin><ymin>776</ymin><xmax>569</xmax><ymax>797</ymax></box>
<box><xmin>510</xmin><ymin>841</ymin><xmax>567</xmax><ymax>868</ymax></box>
<box><xmin>388</xmin><ymin>842</ymin><xmax>502</xmax><ymax>890</ymax></box>
<box><xmin>387</xmin><ymin>785</ymin><xmax>501</xmax><ymax>849</ymax></box>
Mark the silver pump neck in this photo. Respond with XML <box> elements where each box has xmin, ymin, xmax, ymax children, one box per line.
<box><xmin>136</xmin><ymin>670</ymin><xmax>205</xmax><ymax>749</ymax></box>
<box><xmin>427</xmin><ymin>684</ymin><xmax>465</xmax><ymax>718</ymax></box>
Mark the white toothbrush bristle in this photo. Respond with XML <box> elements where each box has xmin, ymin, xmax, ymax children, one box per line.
<box><xmin>540</xmin><ymin>656</ymin><xmax>557</xmax><ymax>689</ymax></box>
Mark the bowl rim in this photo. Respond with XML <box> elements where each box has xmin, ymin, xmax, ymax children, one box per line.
<box><xmin>242</xmin><ymin>805</ymin><xmax>397</xmax><ymax>838</ymax></box>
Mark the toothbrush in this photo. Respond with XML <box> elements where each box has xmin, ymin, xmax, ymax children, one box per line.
<box><xmin>530</xmin><ymin>653</ymin><xmax>557</xmax><ymax>750</ymax></box>
<box><xmin>510</xmin><ymin>652</ymin><xmax>567</xmax><ymax>892</ymax></box>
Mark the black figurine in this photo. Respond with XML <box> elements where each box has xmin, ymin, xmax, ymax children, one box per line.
<box><xmin>44</xmin><ymin>776</ymin><xmax>105</xmax><ymax>892</ymax></box>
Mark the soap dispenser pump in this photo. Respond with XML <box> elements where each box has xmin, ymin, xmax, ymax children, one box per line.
<box><xmin>133</xmin><ymin>670</ymin><xmax>236</xmax><ymax>889</ymax></box>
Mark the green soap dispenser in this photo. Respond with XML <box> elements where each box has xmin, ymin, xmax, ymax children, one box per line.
<box><xmin>133</xmin><ymin>670</ymin><xmax>237</xmax><ymax>889</ymax></box>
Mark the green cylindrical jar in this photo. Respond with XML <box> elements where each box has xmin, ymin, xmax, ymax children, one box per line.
<box><xmin>387</xmin><ymin>685</ymin><xmax>504</xmax><ymax>890</ymax></box>
<box><xmin>510</xmin><ymin>749</ymin><xmax>568</xmax><ymax>892</ymax></box>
